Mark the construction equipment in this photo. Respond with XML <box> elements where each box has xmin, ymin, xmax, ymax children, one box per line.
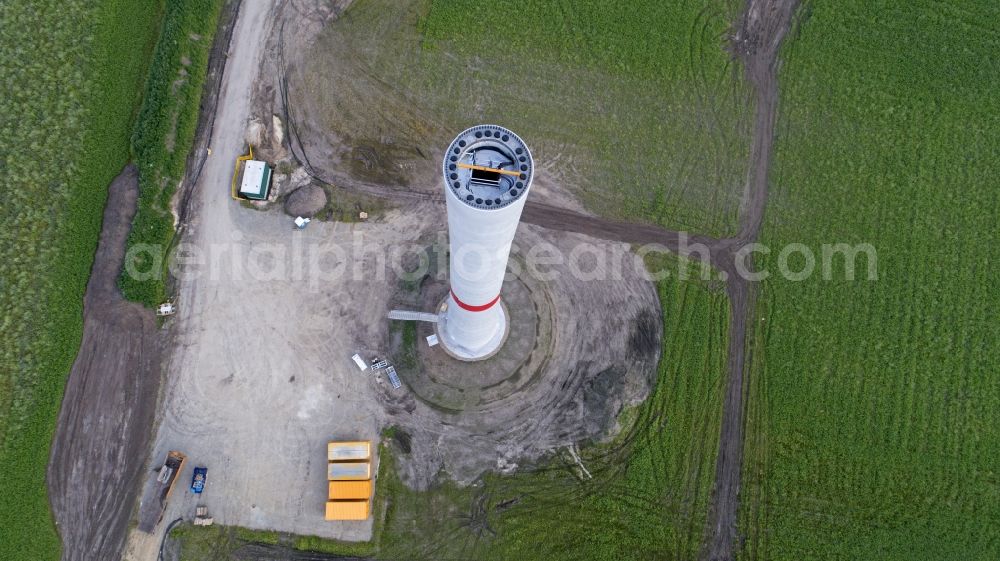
<box><xmin>387</xmin><ymin>310</ymin><xmax>439</xmax><ymax>323</ymax></box>
<box><xmin>193</xmin><ymin>506</ymin><xmax>214</xmax><ymax>526</ymax></box>
<box><xmin>386</xmin><ymin>366</ymin><xmax>402</xmax><ymax>389</ymax></box>
<box><xmin>328</xmin><ymin>480</ymin><xmax>372</xmax><ymax>500</ymax></box>
<box><xmin>456</xmin><ymin>162</ymin><xmax>522</xmax><ymax>177</ymax></box>
<box><xmin>327</xmin><ymin>461</ymin><xmax>371</xmax><ymax>481</ymax></box>
<box><xmin>138</xmin><ymin>451</ymin><xmax>187</xmax><ymax>533</ymax></box>
<box><xmin>363</xmin><ymin>356</ymin><xmax>403</xmax><ymax>389</ymax></box>
<box><xmin>157</xmin><ymin>451</ymin><xmax>186</xmax><ymax>497</ymax></box>
<box><xmin>351</xmin><ymin>354</ymin><xmax>368</xmax><ymax>371</ymax></box>
<box><xmin>239</xmin><ymin>160</ymin><xmax>273</xmax><ymax>200</ymax></box>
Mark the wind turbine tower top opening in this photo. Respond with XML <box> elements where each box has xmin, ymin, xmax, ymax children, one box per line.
<box><xmin>443</xmin><ymin>124</ymin><xmax>534</xmax><ymax>210</ymax></box>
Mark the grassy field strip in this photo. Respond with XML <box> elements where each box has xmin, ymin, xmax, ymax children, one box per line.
<box><xmin>120</xmin><ymin>0</ymin><xmax>226</xmax><ymax>307</ymax></box>
<box><xmin>0</xmin><ymin>1</ymin><xmax>164</xmax><ymax>559</ymax></box>
<box><xmin>302</xmin><ymin>0</ymin><xmax>749</xmax><ymax>236</ymax></box>
<box><xmin>740</xmin><ymin>1</ymin><xmax>1000</xmax><ymax>559</ymax></box>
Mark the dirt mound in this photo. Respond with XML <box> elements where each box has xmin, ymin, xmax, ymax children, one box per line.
<box><xmin>283</xmin><ymin>183</ymin><xmax>326</xmax><ymax>216</ymax></box>
<box><xmin>245</xmin><ymin>117</ymin><xmax>266</xmax><ymax>146</ymax></box>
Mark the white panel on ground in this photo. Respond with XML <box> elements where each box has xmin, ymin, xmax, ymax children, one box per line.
<box><xmin>351</xmin><ymin>354</ymin><xmax>367</xmax><ymax>371</ymax></box>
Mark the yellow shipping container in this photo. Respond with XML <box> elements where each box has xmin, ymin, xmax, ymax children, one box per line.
<box><xmin>325</xmin><ymin>500</ymin><xmax>370</xmax><ymax>521</ymax></box>
<box><xmin>327</xmin><ymin>461</ymin><xmax>371</xmax><ymax>480</ymax></box>
<box><xmin>328</xmin><ymin>480</ymin><xmax>373</xmax><ymax>500</ymax></box>
<box><xmin>327</xmin><ymin>441</ymin><xmax>371</xmax><ymax>461</ymax></box>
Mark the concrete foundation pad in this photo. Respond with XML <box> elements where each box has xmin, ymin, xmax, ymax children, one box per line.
<box><xmin>404</xmin><ymin>275</ymin><xmax>546</xmax><ymax>411</ymax></box>
<box><xmin>435</xmin><ymin>299</ymin><xmax>510</xmax><ymax>361</ymax></box>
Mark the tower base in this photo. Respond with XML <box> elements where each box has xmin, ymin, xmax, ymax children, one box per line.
<box><xmin>435</xmin><ymin>298</ymin><xmax>510</xmax><ymax>361</ymax></box>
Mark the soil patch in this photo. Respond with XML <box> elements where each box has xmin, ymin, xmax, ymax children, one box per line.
<box><xmin>47</xmin><ymin>165</ymin><xmax>162</xmax><ymax>561</ymax></box>
<box><xmin>377</xmin><ymin>226</ymin><xmax>661</xmax><ymax>488</ymax></box>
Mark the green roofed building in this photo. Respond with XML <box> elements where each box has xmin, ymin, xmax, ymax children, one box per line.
<box><xmin>239</xmin><ymin>160</ymin><xmax>272</xmax><ymax>200</ymax></box>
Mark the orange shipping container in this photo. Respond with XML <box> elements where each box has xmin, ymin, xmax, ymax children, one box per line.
<box><xmin>327</xmin><ymin>441</ymin><xmax>371</xmax><ymax>461</ymax></box>
<box><xmin>325</xmin><ymin>500</ymin><xmax>370</xmax><ymax>521</ymax></box>
<box><xmin>327</xmin><ymin>461</ymin><xmax>371</xmax><ymax>480</ymax></box>
<box><xmin>328</xmin><ymin>480</ymin><xmax>373</xmax><ymax>500</ymax></box>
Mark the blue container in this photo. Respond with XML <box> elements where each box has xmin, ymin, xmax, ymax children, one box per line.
<box><xmin>191</xmin><ymin>467</ymin><xmax>208</xmax><ymax>493</ymax></box>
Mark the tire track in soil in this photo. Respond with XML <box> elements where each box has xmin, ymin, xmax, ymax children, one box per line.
<box><xmin>232</xmin><ymin>543</ymin><xmax>366</xmax><ymax>561</ymax></box>
<box><xmin>281</xmin><ymin>1</ymin><xmax>797</xmax><ymax>559</ymax></box>
<box><xmin>704</xmin><ymin>1</ymin><xmax>799</xmax><ymax>559</ymax></box>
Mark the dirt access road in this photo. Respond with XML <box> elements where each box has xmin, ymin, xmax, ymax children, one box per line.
<box><xmin>46</xmin><ymin>165</ymin><xmax>162</xmax><ymax>561</ymax></box>
<box><xmin>121</xmin><ymin>2</ymin><xmax>282</xmax><ymax>560</ymax></box>
<box><xmin>46</xmin><ymin>1</ymin><xmax>243</xmax><ymax>560</ymax></box>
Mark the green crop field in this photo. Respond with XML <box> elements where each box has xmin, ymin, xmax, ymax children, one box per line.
<box><xmin>740</xmin><ymin>1</ymin><xmax>1000</xmax><ymax>559</ymax></box>
<box><xmin>299</xmin><ymin>0</ymin><xmax>749</xmax><ymax>236</ymax></box>
<box><xmin>170</xmin><ymin>256</ymin><xmax>730</xmax><ymax>560</ymax></box>
<box><xmin>0</xmin><ymin>0</ymin><xmax>225</xmax><ymax>559</ymax></box>
<box><xmin>0</xmin><ymin>1</ymin><xmax>164</xmax><ymax>559</ymax></box>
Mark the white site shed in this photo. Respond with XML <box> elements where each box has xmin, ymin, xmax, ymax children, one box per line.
<box><xmin>239</xmin><ymin>160</ymin><xmax>272</xmax><ymax>200</ymax></box>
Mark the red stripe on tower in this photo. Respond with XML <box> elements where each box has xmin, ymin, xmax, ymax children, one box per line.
<box><xmin>450</xmin><ymin>290</ymin><xmax>500</xmax><ymax>312</ymax></box>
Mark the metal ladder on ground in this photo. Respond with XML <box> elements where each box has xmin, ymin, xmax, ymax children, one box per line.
<box><xmin>387</xmin><ymin>310</ymin><xmax>439</xmax><ymax>323</ymax></box>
